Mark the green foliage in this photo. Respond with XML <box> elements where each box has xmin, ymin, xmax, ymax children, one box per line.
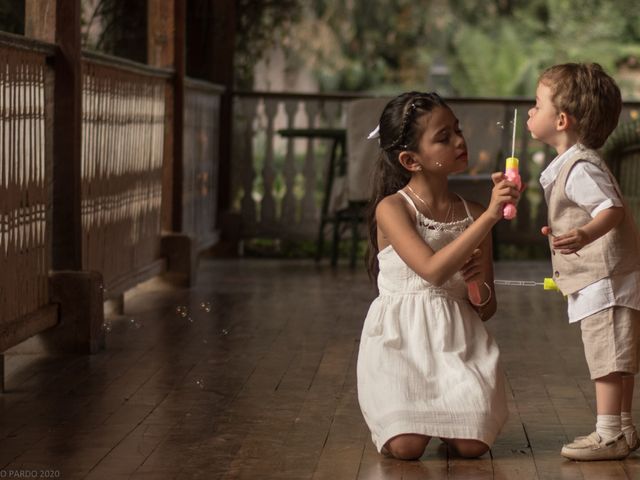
<box><xmin>81</xmin><ymin>0</ymin><xmax>147</xmax><ymax>62</ymax></box>
<box><xmin>449</xmin><ymin>21</ymin><xmax>539</xmax><ymax>96</ymax></box>
<box><xmin>0</xmin><ymin>0</ymin><xmax>24</xmax><ymax>35</ymax></box>
<box><xmin>278</xmin><ymin>0</ymin><xmax>640</xmax><ymax>97</ymax></box>
<box><xmin>235</xmin><ymin>0</ymin><xmax>302</xmax><ymax>89</ymax></box>
<box><xmin>287</xmin><ymin>0</ymin><xmax>434</xmax><ymax>92</ymax></box>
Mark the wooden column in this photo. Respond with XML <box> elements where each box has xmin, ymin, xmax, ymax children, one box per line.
<box><xmin>25</xmin><ymin>0</ymin><xmax>56</xmax><ymax>42</ymax></box>
<box><xmin>148</xmin><ymin>0</ymin><xmax>174</xmax><ymax>69</ymax></box>
<box><xmin>148</xmin><ymin>0</ymin><xmax>176</xmax><ymax>232</ymax></box>
<box><xmin>27</xmin><ymin>0</ymin><xmax>82</xmax><ymax>270</ymax></box>
<box><xmin>149</xmin><ymin>0</ymin><xmax>195</xmax><ymax>285</ymax></box>
<box><xmin>19</xmin><ymin>0</ymin><xmax>105</xmax><ymax>354</ymax></box>
<box><xmin>149</xmin><ymin>0</ymin><xmax>184</xmax><ymax>232</ymax></box>
<box><xmin>208</xmin><ymin>0</ymin><xmax>236</xmax><ymax>214</ymax></box>
<box><xmin>52</xmin><ymin>0</ymin><xmax>83</xmax><ymax>270</ymax></box>
<box><xmin>172</xmin><ymin>0</ymin><xmax>186</xmax><ymax>232</ymax></box>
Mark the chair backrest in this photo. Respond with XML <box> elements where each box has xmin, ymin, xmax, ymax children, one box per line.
<box><xmin>602</xmin><ymin>119</ymin><xmax>640</xmax><ymax>227</ymax></box>
<box><xmin>346</xmin><ymin>97</ymin><xmax>390</xmax><ymax>202</ymax></box>
<box><xmin>346</xmin><ymin>97</ymin><xmax>501</xmax><ymax>206</ymax></box>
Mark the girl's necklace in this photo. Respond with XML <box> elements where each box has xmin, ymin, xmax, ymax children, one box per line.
<box><xmin>406</xmin><ymin>185</ymin><xmax>453</xmax><ymax>222</ymax></box>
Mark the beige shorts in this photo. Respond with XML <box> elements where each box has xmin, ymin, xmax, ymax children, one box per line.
<box><xmin>580</xmin><ymin>306</ymin><xmax>640</xmax><ymax>380</ymax></box>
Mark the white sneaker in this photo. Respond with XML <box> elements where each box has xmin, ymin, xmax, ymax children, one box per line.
<box><xmin>561</xmin><ymin>431</ymin><xmax>629</xmax><ymax>461</ymax></box>
<box><xmin>623</xmin><ymin>425</ymin><xmax>640</xmax><ymax>452</ymax></box>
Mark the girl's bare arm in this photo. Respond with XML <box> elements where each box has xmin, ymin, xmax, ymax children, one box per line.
<box><xmin>376</xmin><ymin>174</ymin><xmax>517</xmax><ymax>286</ymax></box>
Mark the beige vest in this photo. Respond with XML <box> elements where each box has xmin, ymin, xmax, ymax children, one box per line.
<box><xmin>547</xmin><ymin>145</ymin><xmax>640</xmax><ymax>294</ymax></box>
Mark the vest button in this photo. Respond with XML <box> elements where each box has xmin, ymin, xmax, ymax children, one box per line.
<box><xmin>555</xmin><ymin>270</ymin><xmax>560</xmax><ymax>277</ymax></box>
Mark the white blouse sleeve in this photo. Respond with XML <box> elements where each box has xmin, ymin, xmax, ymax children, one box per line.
<box><xmin>565</xmin><ymin>161</ymin><xmax>622</xmax><ymax>217</ymax></box>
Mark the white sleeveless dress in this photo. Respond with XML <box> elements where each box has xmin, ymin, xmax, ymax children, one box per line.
<box><xmin>357</xmin><ymin>190</ymin><xmax>508</xmax><ymax>451</ymax></box>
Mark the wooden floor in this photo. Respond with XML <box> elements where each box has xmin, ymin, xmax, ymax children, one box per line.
<box><xmin>2</xmin><ymin>258</ymin><xmax>640</xmax><ymax>479</ymax></box>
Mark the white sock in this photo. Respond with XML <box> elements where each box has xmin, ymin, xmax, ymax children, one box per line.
<box><xmin>596</xmin><ymin>414</ymin><xmax>622</xmax><ymax>440</ymax></box>
<box><xmin>621</xmin><ymin>411</ymin><xmax>633</xmax><ymax>429</ymax></box>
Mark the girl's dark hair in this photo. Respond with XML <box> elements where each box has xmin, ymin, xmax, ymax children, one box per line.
<box><xmin>365</xmin><ymin>91</ymin><xmax>448</xmax><ymax>282</ymax></box>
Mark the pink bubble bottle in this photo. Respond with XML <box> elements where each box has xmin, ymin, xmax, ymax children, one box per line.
<box><xmin>503</xmin><ymin>156</ymin><xmax>521</xmax><ymax>220</ymax></box>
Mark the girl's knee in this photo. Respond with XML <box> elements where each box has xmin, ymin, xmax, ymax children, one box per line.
<box><xmin>385</xmin><ymin>434</ymin><xmax>429</xmax><ymax>460</ymax></box>
<box><xmin>449</xmin><ymin>439</ymin><xmax>489</xmax><ymax>458</ymax></box>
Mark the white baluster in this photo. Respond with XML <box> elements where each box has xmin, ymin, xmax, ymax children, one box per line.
<box><xmin>281</xmin><ymin>100</ymin><xmax>298</xmax><ymax>226</ymax></box>
<box><xmin>260</xmin><ymin>98</ymin><xmax>277</xmax><ymax>228</ymax></box>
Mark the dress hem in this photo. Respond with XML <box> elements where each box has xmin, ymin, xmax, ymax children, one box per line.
<box><xmin>372</xmin><ymin>417</ymin><xmax>504</xmax><ymax>453</ymax></box>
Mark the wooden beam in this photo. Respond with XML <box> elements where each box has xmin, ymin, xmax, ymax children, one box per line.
<box><xmin>52</xmin><ymin>0</ymin><xmax>83</xmax><ymax>270</ymax></box>
<box><xmin>0</xmin><ymin>305</ymin><xmax>59</xmax><ymax>352</ymax></box>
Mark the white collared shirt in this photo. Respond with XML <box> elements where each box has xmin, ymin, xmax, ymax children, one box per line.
<box><xmin>540</xmin><ymin>143</ymin><xmax>640</xmax><ymax>322</ymax></box>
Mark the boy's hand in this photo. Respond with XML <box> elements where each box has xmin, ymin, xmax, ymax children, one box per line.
<box><xmin>460</xmin><ymin>249</ymin><xmax>483</xmax><ymax>283</ymax></box>
<box><xmin>550</xmin><ymin>228</ymin><xmax>590</xmax><ymax>254</ymax></box>
<box><xmin>541</xmin><ymin>226</ymin><xmax>584</xmax><ymax>256</ymax></box>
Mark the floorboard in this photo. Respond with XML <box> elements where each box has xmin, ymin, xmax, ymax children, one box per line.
<box><xmin>1</xmin><ymin>259</ymin><xmax>640</xmax><ymax>478</ymax></box>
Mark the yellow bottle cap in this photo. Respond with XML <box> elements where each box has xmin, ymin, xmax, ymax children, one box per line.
<box><xmin>505</xmin><ymin>157</ymin><xmax>519</xmax><ymax>169</ymax></box>
<box><xmin>543</xmin><ymin>278</ymin><xmax>559</xmax><ymax>291</ymax></box>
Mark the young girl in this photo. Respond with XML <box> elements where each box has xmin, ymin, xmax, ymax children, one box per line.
<box><xmin>357</xmin><ymin>92</ymin><xmax>518</xmax><ymax>460</ymax></box>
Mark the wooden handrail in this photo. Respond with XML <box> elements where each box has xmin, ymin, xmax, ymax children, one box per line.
<box><xmin>234</xmin><ymin>90</ymin><xmax>640</xmax><ymax>109</ymax></box>
<box><xmin>82</xmin><ymin>49</ymin><xmax>174</xmax><ymax>79</ymax></box>
<box><xmin>185</xmin><ymin>77</ymin><xmax>225</xmax><ymax>94</ymax></box>
<box><xmin>0</xmin><ymin>30</ymin><xmax>56</xmax><ymax>56</ymax></box>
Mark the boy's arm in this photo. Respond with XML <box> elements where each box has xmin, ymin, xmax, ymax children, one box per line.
<box><xmin>551</xmin><ymin>206</ymin><xmax>624</xmax><ymax>255</ymax></box>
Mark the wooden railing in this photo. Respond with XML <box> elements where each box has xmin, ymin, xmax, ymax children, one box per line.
<box><xmin>81</xmin><ymin>53</ymin><xmax>170</xmax><ymax>295</ymax></box>
<box><xmin>0</xmin><ymin>32</ymin><xmax>223</xmax><ymax>356</ymax></box>
<box><xmin>183</xmin><ymin>78</ymin><xmax>224</xmax><ymax>250</ymax></box>
<box><xmin>232</xmin><ymin>92</ymin><xmax>353</xmax><ymax>240</ymax></box>
<box><xmin>231</xmin><ymin>91</ymin><xmax>640</xmax><ymax>255</ymax></box>
<box><xmin>0</xmin><ymin>36</ymin><xmax>57</xmax><ymax>350</ymax></box>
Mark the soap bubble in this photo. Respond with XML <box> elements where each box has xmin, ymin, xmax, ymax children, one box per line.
<box><xmin>129</xmin><ymin>317</ymin><xmax>142</xmax><ymax>329</ymax></box>
<box><xmin>532</xmin><ymin>151</ymin><xmax>546</xmax><ymax>166</ymax></box>
<box><xmin>496</xmin><ymin>120</ymin><xmax>514</xmax><ymax>130</ymax></box>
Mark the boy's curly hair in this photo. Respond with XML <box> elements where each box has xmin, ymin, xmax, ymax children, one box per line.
<box><xmin>539</xmin><ymin>63</ymin><xmax>622</xmax><ymax>149</ymax></box>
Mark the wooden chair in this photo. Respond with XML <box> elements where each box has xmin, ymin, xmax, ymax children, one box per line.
<box><xmin>277</xmin><ymin>128</ymin><xmax>348</xmax><ymax>263</ymax></box>
<box><xmin>328</xmin><ymin>98</ymin><xmax>390</xmax><ymax>268</ymax></box>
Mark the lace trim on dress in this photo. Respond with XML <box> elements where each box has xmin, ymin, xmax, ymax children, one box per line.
<box><xmin>417</xmin><ymin>213</ymin><xmax>471</xmax><ymax>232</ymax></box>
<box><xmin>397</xmin><ymin>189</ymin><xmax>473</xmax><ymax>232</ymax></box>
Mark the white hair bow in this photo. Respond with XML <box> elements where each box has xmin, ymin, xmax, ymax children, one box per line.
<box><xmin>367</xmin><ymin>124</ymin><xmax>380</xmax><ymax>140</ymax></box>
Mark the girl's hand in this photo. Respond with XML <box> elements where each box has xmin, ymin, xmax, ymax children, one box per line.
<box><xmin>551</xmin><ymin>228</ymin><xmax>589</xmax><ymax>254</ymax></box>
<box><xmin>486</xmin><ymin>172</ymin><xmax>520</xmax><ymax>222</ymax></box>
<box><xmin>460</xmin><ymin>248</ymin><xmax>483</xmax><ymax>283</ymax></box>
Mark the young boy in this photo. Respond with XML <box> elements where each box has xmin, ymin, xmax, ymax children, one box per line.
<box><xmin>528</xmin><ymin>62</ymin><xmax>640</xmax><ymax>461</ymax></box>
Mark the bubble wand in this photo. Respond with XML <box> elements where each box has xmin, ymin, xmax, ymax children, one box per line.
<box><xmin>494</xmin><ymin>278</ymin><xmax>559</xmax><ymax>290</ymax></box>
<box><xmin>467</xmin><ymin>108</ymin><xmax>522</xmax><ymax>306</ymax></box>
